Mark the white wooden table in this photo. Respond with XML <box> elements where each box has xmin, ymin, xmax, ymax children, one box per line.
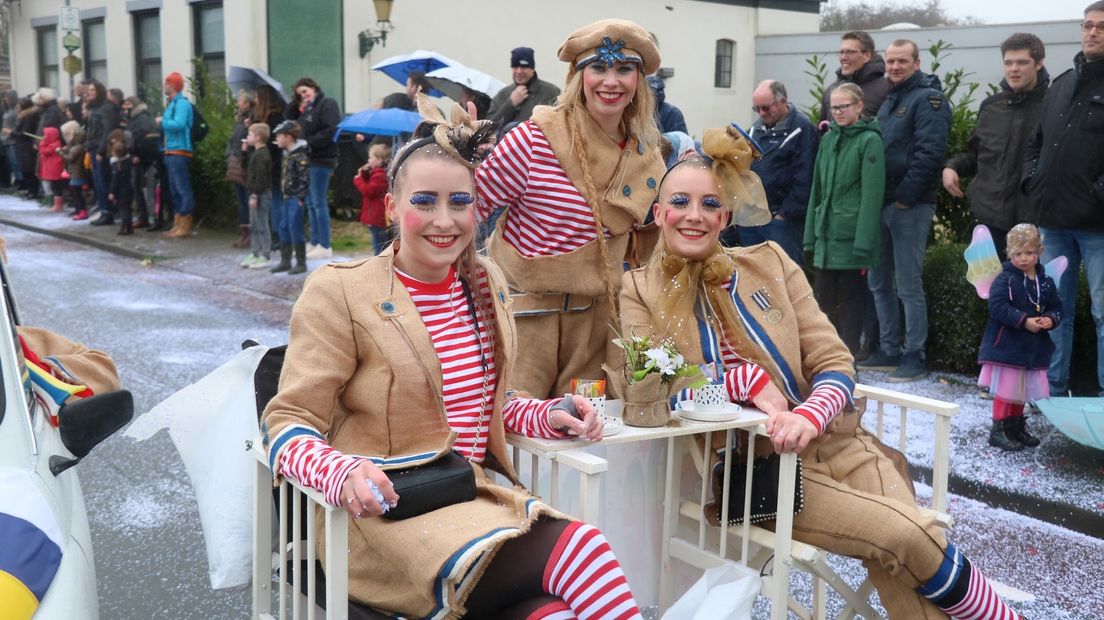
<box><xmin>507</xmin><ymin>407</ymin><xmax>797</xmax><ymax>620</ymax></box>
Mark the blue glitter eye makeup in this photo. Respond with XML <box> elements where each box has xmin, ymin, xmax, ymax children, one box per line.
<box><xmin>449</xmin><ymin>192</ymin><xmax>474</xmax><ymax>205</ymax></box>
<box><xmin>668</xmin><ymin>194</ymin><xmax>690</xmax><ymax>206</ymax></box>
<box><xmin>703</xmin><ymin>196</ymin><xmax>723</xmax><ymax>210</ymax></box>
<box><xmin>409</xmin><ymin>193</ymin><xmax>436</xmax><ymax>206</ymax></box>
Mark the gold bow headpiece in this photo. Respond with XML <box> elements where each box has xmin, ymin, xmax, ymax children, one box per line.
<box><xmin>700</xmin><ymin>124</ymin><xmax>771</xmax><ymax>227</ymax></box>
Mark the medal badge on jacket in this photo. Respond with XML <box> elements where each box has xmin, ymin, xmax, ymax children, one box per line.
<box><xmin>751</xmin><ymin>287</ymin><xmax>783</xmax><ymax>324</ymax></box>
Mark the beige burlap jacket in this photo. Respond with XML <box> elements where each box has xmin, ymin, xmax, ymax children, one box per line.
<box><xmin>262</xmin><ymin>249</ymin><xmax>559</xmax><ymax>618</ymax></box>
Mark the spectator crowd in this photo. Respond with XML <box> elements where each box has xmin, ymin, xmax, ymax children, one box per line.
<box><xmin>1</xmin><ymin>4</ymin><xmax>1101</xmax><ymax>408</ymax></box>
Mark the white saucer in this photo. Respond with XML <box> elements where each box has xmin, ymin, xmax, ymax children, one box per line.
<box><xmin>675</xmin><ymin>400</ymin><xmax>742</xmax><ymax>422</ymax></box>
<box><xmin>602</xmin><ymin>416</ymin><xmax>624</xmax><ymax>436</ymax></box>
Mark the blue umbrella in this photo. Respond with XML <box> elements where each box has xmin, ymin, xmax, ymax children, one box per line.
<box><xmin>371</xmin><ymin>50</ymin><xmax>461</xmax><ymax>98</ymax></box>
<box><xmin>226</xmin><ymin>65</ymin><xmax>288</xmax><ymax>103</ymax></box>
<box><xmin>335</xmin><ymin>107</ymin><xmax>423</xmax><ymax>140</ymax></box>
<box><xmin>1035</xmin><ymin>397</ymin><xmax>1104</xmax><ymax>451</ymax></box>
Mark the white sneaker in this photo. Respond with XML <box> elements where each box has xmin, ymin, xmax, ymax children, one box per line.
<box><xmin>248</xmin><ymin>256</ymin><xmax>271</xmax><ymax>269</ymax></box>
<box><xmin>240</xmin><ymin>254</ymin><xmax>255</xmax><ymax>268</ymax></box>
<box><xmin>305</xmin><ymin>243</ymin><xmax>319</xmax><ymax>256</ymax></box>
<box><xmin>306</xmin><ymin>245</ymin><xmax>333</xmax><ymax>260</ymax></box>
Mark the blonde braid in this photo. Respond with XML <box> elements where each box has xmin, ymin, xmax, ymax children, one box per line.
<box><xmin>568</xmin><ymin>105</ymin><xmax>619</xmax><ymax>322</ymax></box>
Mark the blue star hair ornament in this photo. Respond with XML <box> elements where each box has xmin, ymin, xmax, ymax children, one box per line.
<box><xmin>597</xmin><ymin>37</ymin><xmax>627</xmax><ymax>64</ymax></box>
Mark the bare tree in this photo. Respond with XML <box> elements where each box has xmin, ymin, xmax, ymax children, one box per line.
<box><xmin>820</xmin><ymin>0</ymin><xmax>984</xmax><ymax>31</ymax></box>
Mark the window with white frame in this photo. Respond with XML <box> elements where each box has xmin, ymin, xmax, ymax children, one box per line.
<box><xmin>193</xmin><ymin>1</ymin><xmax>225</xmax><ymax>82</ymax></box>
<box><xmin>133</xmin><ymin>10</ymin><xmax>162</xmax><ymax>101</ymax></box>
<box><xmin>715</xmin><ymin>39</ymin><xmax>734</xmax><ymax>89</ymax></box>
<box><xmin>82</xmin><ymin>19</ymin><xmax>108</xmax><ymax>84</ymax></box>
<box><xmin>37</xmin><ymin>26</ymin><xmax>60</xmax><ymax>91</ymax></box>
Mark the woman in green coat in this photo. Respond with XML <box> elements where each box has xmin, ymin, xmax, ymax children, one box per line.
<box><xmin>804</xmin><ymin>82</ymin><xmax>885</xmax><ymax>355</ymax></box>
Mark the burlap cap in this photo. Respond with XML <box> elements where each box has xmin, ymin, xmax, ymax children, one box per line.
<box><xmin>557</xmin><ymin>19</ymin><xmax>660</xmax><ymax>75</ymax></box>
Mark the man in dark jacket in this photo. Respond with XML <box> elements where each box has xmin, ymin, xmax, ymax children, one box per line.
<box><xmin>1022</xmin><ymin>1</ymin><xmax>1104</xmax><ymax>397</ymax></box>
<box><xmin>646</xmin><ymin>75</ymin><xmax>688</xmax><ymax>134</ymax></box>
<box><xmin>727</xmin><ymin>80</ymin><xmax>816</xmax><ymax>266</ymax></box>
<box><xmin>820</xmin><ymin>31</ymin><xmax>890</xmax><ymax>124</ymax></box>
<box><xmin>859</xmin><ymin>39</ymin><xmax>951</xmax><ymax>383</ymax></box>
<box><xmin>944</xmin><ymin>33</ymin><xmax>1049</xmax><ymax>258</ymax></box>
<box><xmin>487</xmin><ymin>47</ymin><xmax>561</xmax><ymax>126</ymax></box>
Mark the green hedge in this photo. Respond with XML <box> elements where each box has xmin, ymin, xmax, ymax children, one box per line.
<box><xmin>923</xmin><ymin>242</ymin><xmax>1098</xmax><ymax>393</ymax></box>
<box><xmin>188</xmin><ymin>59</ymin><xmax>238</xmax><ymax>229</ymax></box>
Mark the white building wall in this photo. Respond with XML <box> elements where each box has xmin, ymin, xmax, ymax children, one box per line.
<box><xmin>756</xmin><ymin>19</ymin><xmax>1083</xmax><ymax>121</ymax></box>
<box><xmin>9</xmin><ymin>0</ymin><xmax>822</xmax><ymax>136</ymax></box>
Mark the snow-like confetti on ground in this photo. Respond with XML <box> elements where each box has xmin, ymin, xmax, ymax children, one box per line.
<box><xmin>855</xmin><ymin>369</ymin><xmax>1104</xmax><ymax>517</ymax></box>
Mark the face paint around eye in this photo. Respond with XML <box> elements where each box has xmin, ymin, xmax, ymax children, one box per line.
<box><xmin>668</xmin><ymin>194</ymin><xmax>690</xmax><ymax>206</ymax></box>
<box><xmin>449</xmin><ymin>192</ymin><xmax>474</xmax><ymax>205</ymax></box>
<box><xmin>410</xmin><ymin>193</ymin><xmax>436</xmax><ymax>206</ymax></box>
<box><xmin>703</xmin><ymin>196</ymin><xmax>723</xmax><ymax>210</ymax></box>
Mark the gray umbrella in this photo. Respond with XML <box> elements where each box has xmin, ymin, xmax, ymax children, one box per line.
<box><xmin>227</xmin><ymin>66</ymin><xmax>287</xmax><ymax>103</ymax></box>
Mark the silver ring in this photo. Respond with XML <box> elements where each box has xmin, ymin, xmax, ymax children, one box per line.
<box><xmin>345</xmin><ymin>497</ymin><xmax>356</xmax><ymax>504</ymax></box>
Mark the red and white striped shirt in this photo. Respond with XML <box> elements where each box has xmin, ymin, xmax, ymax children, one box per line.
<box><xmin>475</xmin><ymin>121</ymin><xmax>609</xmax><ymax>258</ymax></box>
<box><xmin>396</xmin><ymin>267</ymin><xmax>566</xmax><ymax>461</ymax></box>
<box><xmin>278</xmin><ymin>267</ymin><xmax>566</xmax><ymax>507</ymax></box>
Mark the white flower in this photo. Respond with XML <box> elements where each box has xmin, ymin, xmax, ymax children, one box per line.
<box><xmin>645</xmin><ymin>347</ymin><xmax>676</xmax><ymax>376</ymax></box>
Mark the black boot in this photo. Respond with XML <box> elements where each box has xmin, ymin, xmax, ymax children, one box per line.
<box><xmin>269</xmin><ymin>244</ymin><xmax>292</xmax><ymax>273</ymax></box>
<box><xmin>288</xmin><ymin>243</ymin><xmax>307</xmax><ymax>275</ymax></box>
<box><xmin>90</xmin><ymin>211</ymin><xmax>115</xmax><ymax>226</ymax></box>
<box><xmin>988</xmin><ymin>419</ymin><xmax>1024</xmax><ymax>451</ymax></box>
<box><xmin>117</xmin><ymin>221</ymin><xmax>133</xmax><ymax>236</ymax></box>
<box><xmin>1009</xmin><ymin>415</ymin><xmax>1040</xmax><ymax>447</ymax></box>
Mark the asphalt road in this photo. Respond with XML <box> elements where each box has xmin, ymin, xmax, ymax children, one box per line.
<box><xmin>4</xmin><ymin>224</ymin><xmax>289</xmax><ymax>619</ymax></box>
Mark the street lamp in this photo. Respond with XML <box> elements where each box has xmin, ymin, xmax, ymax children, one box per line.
<box><xmin>358</xmin><ymin>0</ymin><xmax>394</xmax><ymax>58</ymax></box>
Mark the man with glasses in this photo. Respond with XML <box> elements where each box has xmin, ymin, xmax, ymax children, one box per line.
<box><xmin>858</xmin><ymin>39</ymin><xmax>951</xmax><ymax>383</ymax></box>
<box><xmin>725</xmin><ymin>80</ymin><xmax>816</xmax><ymax>266</ymax></box>
<box><xmin>1022</xmin><ymin>1</ymin><xmax>1104</xmax><ymax>397</ymax></box>
<box><xmin>820</xmin><ymin>31</ymin><xmax>890</xmax><ymax>125</ymax></box>
<box><xmin>944</xmin><ymin>33</ymin><xmax>1049</xmax><ymax>260</ymax></box>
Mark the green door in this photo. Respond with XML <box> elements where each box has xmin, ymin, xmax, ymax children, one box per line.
<box><xmin>267</xmin><ymin>0</ymin><xmax>344</xmax><ymax>110</ymax></box>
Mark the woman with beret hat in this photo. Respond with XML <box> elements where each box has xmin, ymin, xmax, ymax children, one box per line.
<box><xmin>263</xmin><ymin>99</ymin><xmax>643</xmax><ymax>620</ymax></box>
<box><xmin>621</xmin><ymin>128</ymin><xmax>1022</xmax><ymax>620</ymax></box>
<box><xmin>476</xmin><ymin>18</ymin><xmax>666</xmax><ymax>399</ymax></box>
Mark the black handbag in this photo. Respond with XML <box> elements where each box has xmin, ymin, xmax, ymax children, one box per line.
<box><xmin>705</xmin><ymin>449</ymin><xmax>804</xmax><ymax>526</ymax></box>
<box><xmin>381</xmin><ymin>451</ymin><xmax>478</xmax><ymax>520</ymax></box>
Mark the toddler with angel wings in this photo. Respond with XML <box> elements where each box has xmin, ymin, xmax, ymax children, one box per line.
<box><xmin>975</xmin><ymin>224</ymin><xmax>1062</xmax><ymax>451</ymax></box>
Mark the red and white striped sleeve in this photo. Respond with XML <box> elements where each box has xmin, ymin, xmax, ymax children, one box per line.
<box><xmin>474</xmin><ymin>121</ymin><xmax>534</xmax><ymax>221</ymax></box>
<box><xmin>793</xmin><ymin>383</ymin><xmax>850</xmax><ymax>433</ymax></box>
<box><xmin>502</xmin><ymin>396</ymin><xmax>568</xmax><ymax>439</ymax></box>
<box><xmin>277</xmin><ymin>436</ymin><xmax>367</xmax><ymax>508</ymax></box>
<box><xmin>723</xmin><ymin>362</ymin><xmax>772</xmax><ymax>402</ymax></box>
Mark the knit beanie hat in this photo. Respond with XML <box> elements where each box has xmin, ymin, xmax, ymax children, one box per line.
<box><xmin>510</xmin><ymin>47</ymin><xmax>536</xmax><ymax>68</ymax></box>
<box><xmin>165</xmin><ymin>72</ymin><xmax>185</xmax><ymax>93</ymax></box>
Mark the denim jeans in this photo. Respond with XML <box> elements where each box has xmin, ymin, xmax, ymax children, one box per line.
<box><xmin>234</xmin><ymin>183</ymin><xmax>250</xmax><ymax>226</ymax></box>
<box><xmin>277</xmin><ymin>196</ymin><xmax>305</xmax><ymax>245</ymax></box>
<box><xmin>732</xmin><ymin>217</ymin><xmax>806</xmax><ymax>266</ymax></box>
<box><xmin>5</xmin><ymin>144</ymin><xmax>21</xmax><ymax>183</ymax></box>
<box><xmin>1040</xmin><ymin>227</ymin><xmax>1104</xmax><ymax>394</ymax></box>
<box><xmin>92</xmin><ymin>154</ymin><xmax>111</xmax><ymax>213</ymax></box>
<box><xmin>307</xmin><ymin>165</ymin><xmax>333</xmax><ymax>248</ymax></box>
<box><xmin>163</xmin><ymin>154</ymin><xmax>194</xmax><ymax>216</ymax></box>
<box><xmin>866</xmin><ymin>202</ymin><xmax>935</xmax><ymax>357</ymax></box>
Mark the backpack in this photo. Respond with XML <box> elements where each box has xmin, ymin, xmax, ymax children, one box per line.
<box><xmin>191</xmin><ymin>106</ymin><xmax>209</xmax><ymax>143</ymax></box>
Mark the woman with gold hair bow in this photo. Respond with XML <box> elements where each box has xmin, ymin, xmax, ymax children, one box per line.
<box><xmin>262</xmin><ymin>99</ymin><xmax>643</xmax><ymax>619</ymax></box>
<box><xmin>619</xmin><ymin>128</ymin><xmax>1023</xmax><ymax>620</ymax></box>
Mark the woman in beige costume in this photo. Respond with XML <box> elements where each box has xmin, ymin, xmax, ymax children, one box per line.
<box><xmin>262</xmin><ymin>105</ymin><xmax>643</xmax><ymax>619</ymax></box>
<box><xmin>476</xmin><ymin>19</ymin><xmax>666</xmax><ymax>398</ymax></box>
<box><xmin>619</xmin><ymin>131</ymin><xmax>1022</xmax><ymax>620</ymax></box>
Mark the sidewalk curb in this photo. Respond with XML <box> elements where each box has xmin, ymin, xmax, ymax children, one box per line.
<box><xmin>0</xmin><ymin>216</ymin><xmax>161</xmax><ymax>261</ymax></box>
<box><xmin>910</xmin><ymin>463</ymin><xmax>1103</xmax><ymax>539</ymax></box>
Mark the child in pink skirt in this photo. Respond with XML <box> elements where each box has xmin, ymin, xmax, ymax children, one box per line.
<box><xmin>978</xmin><ymin>224</ymin><xmax>1062</xmax><ymax>451</ymax></box>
